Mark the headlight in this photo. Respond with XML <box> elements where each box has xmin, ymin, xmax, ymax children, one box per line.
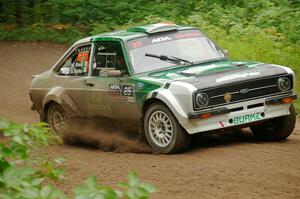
<box><xmin>195</xmin><ymin>92</ymin><xmax>209</xmax><ymax>107</ymax></box>
<box><xmin>278</xmin><ymin>77</ymin><xmax>291</xmax><ymax>91</ymax></box>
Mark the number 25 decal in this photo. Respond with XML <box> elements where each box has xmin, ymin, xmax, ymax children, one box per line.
<box><xmin>122</xmin><ymin>85</ymin><xmax>133</xmax><ymax>96</ymax></box>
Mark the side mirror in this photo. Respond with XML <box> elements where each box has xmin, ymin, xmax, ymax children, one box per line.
<box><xmin>224</xmin><ymin>49</ymin><xmax>229</xmax><ymax>57</ymax></box>
<box><xmin>106</xmin><ymin>70</ymin><xmax>122</xmax><ymax>77</ymax></box>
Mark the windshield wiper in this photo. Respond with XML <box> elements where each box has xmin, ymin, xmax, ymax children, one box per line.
<box><xmin>145</xmin><ymin>53</ymin><xmax>193</xmax><ymax>65</ymax></box>
<box><xmin>194</xmin><ymin>57</ymin><xmax>228</xmax><ymax>65</ymax></box>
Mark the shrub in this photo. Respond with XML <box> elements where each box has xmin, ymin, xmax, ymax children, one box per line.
<box><xmin>0</xmin><ymin>119</ymin><xmax>156</xmax><ymax>199</ymax></box>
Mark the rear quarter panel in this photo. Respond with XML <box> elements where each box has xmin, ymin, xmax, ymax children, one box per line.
<box><xmin>29</xmin><ymin>70</ymin><xmax>69</xmax><ymax>117</ymax></box>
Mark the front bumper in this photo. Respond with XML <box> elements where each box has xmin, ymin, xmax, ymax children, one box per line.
<box><xmin>182</xmin><ymin>93</ymin><xmax>297</xmax><ymax>134</ymax></box>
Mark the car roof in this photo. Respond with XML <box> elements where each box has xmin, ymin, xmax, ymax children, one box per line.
<box><xmin>73</xmin><ymin>23</ymin><xmax>196</xmax><ymax>45</ymax></box>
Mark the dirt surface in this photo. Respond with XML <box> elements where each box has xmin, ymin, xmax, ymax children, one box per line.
<box><xmin>1</xmin><ymin>41</ymin><xmax>300</xmax><ymax>198</ymax></box>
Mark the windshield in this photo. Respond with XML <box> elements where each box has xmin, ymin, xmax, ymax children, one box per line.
<box><xmin>127</xmin><ymin>29</ymin><xmax>225</xmax><ymax>74</ymax></box>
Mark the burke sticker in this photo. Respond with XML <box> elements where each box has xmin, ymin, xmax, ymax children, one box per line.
<box><xmin>232</xmin><ymin>112</ymin><xmax>262</xmax><ymax>125</ymax></box>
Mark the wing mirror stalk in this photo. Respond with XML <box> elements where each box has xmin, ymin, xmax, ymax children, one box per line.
<box><xmin>224</xmin><ymin>49</ymin><xmax>229</xmax><ymax>57</ymax></box>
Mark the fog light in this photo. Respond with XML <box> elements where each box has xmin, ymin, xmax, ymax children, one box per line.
<box><xmin>282</xmin><ymin>97</ymin><xmax>293</xmax><ymax>103</ymax></box>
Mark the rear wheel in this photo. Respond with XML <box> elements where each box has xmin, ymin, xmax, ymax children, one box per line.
<box><xmin>47</xmin><ymin>102</ymin><xmax>68</xmax><ymax>136</ymax></box>
<box><xmin>144</xmin><ymin>103</ymin><xmax>190</xmax><ymax>153</ymax></box>
<box><xmin>250</xmin><ymin>104</ymin><xmax>296</xmax><ymax>141</ymax></box>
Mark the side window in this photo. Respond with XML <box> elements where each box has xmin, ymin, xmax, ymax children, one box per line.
<box><xmin>58</xmin><ymin>44</ymin><xmax>91</xmax><ymax>76</ymax></box>
<box><xmin>92</xmin><ymin>41</ymin><xmax>127</xmax><ymax>76</ymax></box>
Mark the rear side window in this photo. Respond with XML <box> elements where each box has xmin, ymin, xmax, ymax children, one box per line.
<box><xmin>58</xmin><ymin>44</ymin><xmax>91</xmax><ymax>76</ymax></box>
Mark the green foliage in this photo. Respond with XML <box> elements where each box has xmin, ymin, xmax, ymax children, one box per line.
<box><xmin>73</xmin><ymin>176</ymin><xmax>121</xmax><ymax>199</ymax></box>
<box><xmin>117</xmin><ymin>171</ymin><xmax>156</xmax><ymax>199</ymax></box>
<box><xmin>73</xmin><ymin>171</ymin><xmax>156</xmax><ymax>199</ymax></box>
<box><xmin>0</xmin><ymin>119</ymin><xmax>61</xmax><ymax>170</ymax></box>
<box><xmin>72</xmin><ymin>171</ymin><xmax>156</xmax><ymax>199</ymax></box>
<box><xmin>0</xmin><ymin>119</ymin><xmax>67</xmax><ymax>199</ymax></box>
<box><xmin>0</xmin><ymin>25</ymin><xmax>82</xmax><ymax>43</ymax></box>
<box><xmin>0</xmin><ymin>119</ymin><xmax>156</xmax><ymax>199</ymax></box>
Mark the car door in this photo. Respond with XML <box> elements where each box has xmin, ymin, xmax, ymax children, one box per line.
<box><xmin>84</xmin><ymin>40</ymin><xmax>140</xmax><ymax>120</ymax></box>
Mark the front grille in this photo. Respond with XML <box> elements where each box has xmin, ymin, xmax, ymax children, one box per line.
<box><xmin>193</xmin><ymin>74</ymin><xmax>293</xmax><ymax>110</ymax></box>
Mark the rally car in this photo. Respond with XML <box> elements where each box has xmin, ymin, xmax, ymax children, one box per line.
<box><xmin>29</xmin><ymin>23</ymin><xmax>297</xmax><ymax>153</ymax></box>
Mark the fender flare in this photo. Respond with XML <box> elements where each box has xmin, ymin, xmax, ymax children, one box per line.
<box><xmin>42</xmin><ymin>87</ymin><xmax>64</xmax><ymax>108</ymax></box>
<box><xmin>42</xmin><ymin>87</ymin><xmax>81</xmax><ymax>120</ymax></box>
<box><xmin>145</xmin><ymin>88</ymin><xmax>190</xmax><ymax>127</ymax></box>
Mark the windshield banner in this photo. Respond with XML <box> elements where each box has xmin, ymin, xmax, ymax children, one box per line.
<box><xmin>128</xmin><ymin>29</ymin><xmax>204</xmax><ymax>50</ymax></box>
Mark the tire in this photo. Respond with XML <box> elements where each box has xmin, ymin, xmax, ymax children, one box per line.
<box><xmin>250</xmin><ymin>104</ymin><xmax>296</xmax><ymax>141</ymax></box>
<box><xmin>46</xmin><ymin>102</ymin><xmax>69</xmax><ymax>136</ymax></box>
<box><xmin>144</xmin><ymin>103</ymin><xmax>191</xmax><ymax>154</ymax></box>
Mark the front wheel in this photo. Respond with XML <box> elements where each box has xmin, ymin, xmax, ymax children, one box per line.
<box><xmin>250</xmin><ymin>104</ymin><xmax>296</xmax><ymax>141</ymax></box>
<box><xmin>144</xmin><ymin>103</ymin><xmax>191</xmax><ymax>154</ymax></box>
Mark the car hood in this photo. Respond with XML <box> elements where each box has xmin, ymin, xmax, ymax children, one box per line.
<box><xmin>137</xmin><ymin>60</ymin><xmax>288</xmax><ymax>90</ymax></box>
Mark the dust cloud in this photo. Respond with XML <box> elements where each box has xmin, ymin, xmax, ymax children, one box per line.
<box><xmin>63</xmin><ymin>117</ymin><xmax>152</xmax><ymax>153</ymax></box>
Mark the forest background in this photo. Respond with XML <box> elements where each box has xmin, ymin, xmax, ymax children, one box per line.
<box><xmin>1</xmin><ymin>0</ymin><xmax>299</xmax><ymax>111</ymax></box>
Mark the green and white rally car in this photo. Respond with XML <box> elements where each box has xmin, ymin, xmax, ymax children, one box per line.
<box><xmin>29</xmin><ymin>23</ymin><xmax>297</xmax><ymax>153</ymax></box>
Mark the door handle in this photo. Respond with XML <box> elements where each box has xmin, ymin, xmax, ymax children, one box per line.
<box><xmin>85</xmin><ymin>79</ymin><xmax>95</xmax><ymax>87</ymax></box>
